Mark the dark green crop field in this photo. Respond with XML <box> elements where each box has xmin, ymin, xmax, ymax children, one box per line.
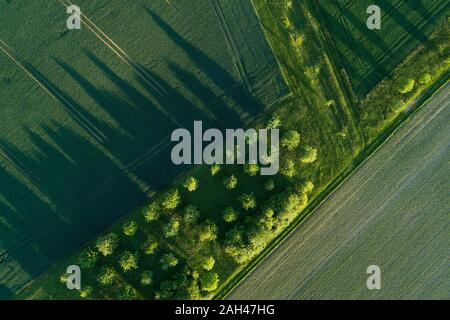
<box><xmin>316</xmin><ymin>0</ymin><xmax>450</xmax><ymax>96</ymax></box>
<box><xmin>0</xmin><ymin>0</ymin><xmax>287</xmax><ymax>298</ymax></box>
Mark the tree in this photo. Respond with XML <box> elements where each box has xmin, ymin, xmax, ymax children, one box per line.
<box><xmin>300</xmin><ymin>146</ymin><xmax>317</xmax><ymax>163</ymax></box>
<box><xmin>143</xmin><ymin>202</ymin><xmax>160</xmax><ymax>222</ymax></box>
<box><xmin>78</xmin><ymin>247</ymin><xmax>98</xmax><ymax>269</ymax></box>
<box><xmin>295</xmin><ymin>180</ymin><xmax>314</xmax><ymax>194</ymax></box>
<box><xmin>163</xmin><ymin>217</ymin><xmax>180</xmax><ymax>238</ymax></box>
<box><xmin>200</xmin><ymin>272</ymin><xmax>219</xmax><ymax>292</ymax></box>
<box><xmin>223</xmin><ymin>175</ymin><xmax>238</xmax><ymax>190</ymax></box>
<box><xmin>59</xmin><ymin>273</ymin><xmax>69</xmax><ymax>284</ymax></box>
<box><xmin>118</xmin><ymin>285</ymin><xmax>138</xmax><ymax>300</ymax></box>
<box><xmin>161</xmin><ymin>188</ymin><xmax>181</xmax><ymax>210</ymax></box>
<box><xmin>280</xmin><ymin>159</ymin><xmax>296</xmax><ymax>177</ymax></box>
<box><xmin>79</xmin><ymin>286</ymin><xmax>93</xmax><ymax>298</ymax></box>
<box><xmin>160</xmin><ymin>253</ymin><xmax>179</xmax><ymax>271</ymax></box>
<box><xmin>283</xmin><ymin>14</ymin><xmax>292</xmax><ymax>29</ymax></box>
<box><xmin>119</xmin><ymin>251</ymin><xmax>138</xmax><ymax>272</ymax></box>
<box><xmin>281</xmin><ymin>130</ymin><xmax>301</xmax><ymax>151</ymax></box>
<box><xmin>210</xmin><ymin>163</ymin><xmax>221</xmax><ymax>176</ymax></box>
<box><xmin>157</xmin><ymin>279</ymin><xmax>180</xmax><ymax>300</ymax></box>
<box><xmin>187</xmin><ymin>278</ymin><xmax>201</xmax><ymax>300</ymax></box>
<box><xmin>390</xmin><ymin>99</ymin><xmax>406</xmax><ymax>115</ymax></box>
<box><xmin>95</xmin><ymin>233</ymin><xmax>118</xmax><ymax>257</ymax></box>
<box><xmin>223</xmin><ymin>207</ymin><xmax>239</xmax><ymax>223</ymax></box>
<box><xmin>224</xmin><ymin>225</ymin><xmax>245</xmax><ymax>246</ymax></box>
<box><xmin>143</xmin><ymin>238</ymin><xmax>158</xmax><ymax>255</ymax></box>
<box><xmin>266</xmin><ymin>114</ymin><xmax>281</xmax><ymax>129</ymax></box>
<box><xmin>258</xmin><ymin>207</ymin><xmax>275</xmax><ymax>231</ymax></box>
<box><xmin>304</xmin><ymin>180</ymin><xmax>314</xmax><ymax>193</ymax></box>
<box><xmin>244</xmin><ymin>163</ymin><xmax>259</xmax><ymax>176</ymax></box>
<box><xmin>140</xmin><ymin>271</ymin><xmax>154</xmax><ymax>286</ymax></box>
<box><xmin>264</xmin><ymin>179</ymin><xmax>275</xmax><ymax>191</ymax></box>
<box><xmin>326</xmin><ymin>100</ymin><xmax>335</xmax><ymax>108</ymax></box>
<box><xmin>123</xmin><ymin>220</ymin><xmax>138</xmax><ymax>236</ymax></box>
<box><xmin>398</xmin><ymin>77</ymin><xmax>415</xmax><ymax>94</ymax></box>
<box><xmin>183</xmin><ymin>205</ymin><xmax>200</xmax><ymax>224</ymax></box>
<box><xmin>239</xmin><ymin>193</ymin><xmax>257</xmax><ymax>211</ymax></box>
<box><xmin>291</xmin><ymin>33</ymin><xmax>304</xmax><ymax>51</ymax></box>
<box><xmin>198</xmin><ymin>220</ymin><xmax>218</xmax><ymax>243</ymax></box>
<box><xmin>419</xmin><ymin>73</ymin><xmax>432</xmax><ymax>85</ymax></box>
<box><xmin>268</xmin><ymin>191</ymin><xmax>308</xmax><ymax>227</ymax></box>
<box><xmin>183</xmin><ymin>176</ymin><xmax>199</xmax><ymax>192</ymax></box>
<box><xmin>201</xmin><ymin>256</ymin><xmax>215</xmax><ymax>271</ymax></box>
<box><xmin>223</xmin><ymin>224</ymin><xmax>259</xmax><ymax>264</ymax></box>
<box><xmin>97</xmin><ymin>267</ymin><xmax>118</xmax><ymax>286</ymax></box>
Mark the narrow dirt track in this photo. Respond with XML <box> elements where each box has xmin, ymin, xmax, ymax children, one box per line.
<box><xmin>229</xmin><ymin>84</ymin><xmax>450</xmax><ymax>299</ymax></box>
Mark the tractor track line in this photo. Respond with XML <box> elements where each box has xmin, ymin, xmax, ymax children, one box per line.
<box><xmin>59</xmin><ymin>0</ymin><xmax>225</xmax><ymax>127</ymax></box>
<box><xmin>60</xmin><ymin>0</ymin><xmax>221</xmax><ymax>127</ymax></box>
<box><xmin>0</xmin><ymin>39</ymin><xmax>106</xmax><ymax>144</ymax></box>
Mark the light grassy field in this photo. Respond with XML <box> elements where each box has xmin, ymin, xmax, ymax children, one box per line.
<box><xmin>229</xmin><ymin>83</ymin><xmax>450</xmax><ymax>300</ymax></box>
<box><xmin>315</xmin><ymin>0</ymin><xmax>450</xmax><ymax>96</ymax></box>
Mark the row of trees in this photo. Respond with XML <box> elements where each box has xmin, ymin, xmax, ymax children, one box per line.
<box><xmin>360</xmin><ymin>20</ymin><xmax>450</xmax><ymax>132</ymax></box>
<box><xmin>223</xmin><ymin>181</ymin><xmax>313</xmax><ymax>264</ymax></box>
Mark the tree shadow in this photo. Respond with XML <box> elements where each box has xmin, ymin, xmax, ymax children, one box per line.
<box><xmin>0</xmin><ymin>284</ymin><xmax>14</xmax><ymax>300</ymax></box>
<box><xmin>318</xmin><ymin>8</ymin><xmax>389</xmax><ymax>95</ymax></box>
<box><xmin>145</xmin><ymin>9</ymin><xmax>264</xmax><ymax>124</ymax></box>
<box><xmin>378</xmin><ymin>0</ymin><xmax>430</xmax><ymax>44</ymax></box>
<box><xmin>168</xmin><ymin>62</ymin><xmax>243</xmax><ymax>127</ymax></box>
<box><xmin>0</xmin><ymin>158</ymin><xmax>69</xmax><ymax>296</ymax></box>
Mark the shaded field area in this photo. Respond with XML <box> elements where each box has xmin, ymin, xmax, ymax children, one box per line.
<box><xmin>0</xmin><ymin>0</ymin><xmax>287</xmax><ymax>298</ymax></box>
<box><xmin>316</xmin><ymin>0</ymin><xmax>450</xmax><ymax>96</ymax></box>
<box><xmin>229</xmin><ymin>84</ymin><xmax>450</xmax><ymax>300</ymax></box>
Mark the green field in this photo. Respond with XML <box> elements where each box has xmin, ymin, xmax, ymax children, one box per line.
<box><xmin>315</xmin><ymin>0</ymin><xmax>450</xmax><ymax>96</ymax></box>
<box><xmin>0</xmin><ymin>0</ymin><xmax>288</xmax><ymax>298</ymax></box>
<box><xmin>11</xmin><ymin>0</ymin><xmax>363</xmax><ymax>300</ymax></box>
<box><xmin>2</xmin><ymin>0</ymin><xmax>449</xmax><ymax>300</ymax></box>
<box><xmin>229</xmin><ymin>84</ymin><xmax>450</xmax><ymax>299</ymax></box>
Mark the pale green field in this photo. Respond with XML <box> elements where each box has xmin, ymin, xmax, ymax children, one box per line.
<box><xmin>229</xmin><ymin>84</ymin><xmax>450</xmax><ymax>299</ymax></box>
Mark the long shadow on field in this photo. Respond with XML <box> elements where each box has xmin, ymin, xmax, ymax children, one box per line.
<box><xmin>167</xmin><ymin>62</ymin><xmax>242</xmax><ymax>126</ymax></box>
<box><xmin>145</xmin><ymin>9</ymin><xmax>263</xmax><ymax>126</ymax></box>
<box><xmin>57</xmin><ymin>53</ymin><xmax>219</xmax><ymax>181</ymax></box>
<box><xmin>84</xmin><ymin>52</ymin><xmax>212</xmax><ymax>128</ymax></box>
<box><xmin>135</xmin><ymin>64</ymin><xmax>232</xmax><ymax>128</ymax></box>
<box><xmin>404</xmin><ymin>0</ymin><xmax>435</xmax><ymax>22</ymax></box>
<box><xmin>0</xmin><ymin>117</ymin><xmax>156</xmax><ymax>295</ymax></box>
<box><xmin>0</xmin><ymin>158</ymin><xmax>71</xmax><ymax>295</ymax></box>
<box><xmin>55</xmin><ymin>58</ymin><xmax>179</xmax><ymax>158</ymax></box>
<box><xmin>11</xmin><ymin>58</ymin><xmax>108</xmax><ymax>145</ymax></box>
<box><xmin>58</xmin><ymin>54</ymin><xmax>217</xmax><ymax>183</ymax></box>
<box><xmin>319</xmin><ymin>8</ymin><xmax>389</xmax><ymax>95</ymax></box>
<box><xmin>1</xmin><ymin>51</ymin><xmax>213</xmax><ymax>294</ymax></box>
<box><xmin>0</xmin><ymin>285</ymin><xmax>13</xmax><ymax>299</ymax></box>
<box><xmin>378</xmin><ymin>0</ymin><xmax>430</xmax><ymax>44</ymax></box>
<box><xmin>0</xmin><ymin>125</ymin><xmax>138</xmax><ymax>248</ymax></box>
<box><xmin>341</xmin><ymin>6</ymin><xmax>394</xmax><ymax>56</ymax></box>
